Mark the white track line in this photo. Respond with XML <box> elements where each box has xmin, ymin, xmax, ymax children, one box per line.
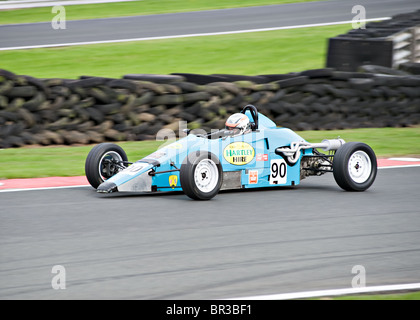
<box><xmin>379</xmin><ymin>164</ymin><xmax>420</xmax><ymax>170</ymax></box>
<box><xmin>388</xmin><ymin>157</ymin><xmax>420</xmax><ymax>162</ymax></box>
<box><xmin>228</xmin><ymin>282</ymin><xmax>420</xmax><ymax>300</ymax></box>
<box><xmin>0</xmin><ymin>18</ymin><xmax>391</xmax><ymax>51</ymax></box>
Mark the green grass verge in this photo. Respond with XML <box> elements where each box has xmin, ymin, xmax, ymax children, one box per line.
<box><xmin>0</xmin><ymin>24</ymin><xmax>351</xmax><ymax>78</ymax></box>
<box><xmin>0</xmin><ymin>0</ymin><xmax>320</xmax><ymax>25</ymax></box>
<box><xmin>1</xmin><ymin>127</ymin><xmax>419</xmax><ymax>179</ymax></box>
<box><xmin>316</xmin><ymin>291</ymin><xmax>420</xmax><ymax>300</ymax></box>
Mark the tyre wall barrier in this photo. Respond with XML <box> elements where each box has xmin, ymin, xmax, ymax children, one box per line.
<box><xmin>327</xmin><ymin>9</ymin><xmax>420</xmax><ymax>71</ymax></box>
<box><xmin>0</xmin><ymin>66</ymin><xmax>420</xmax><ymax>148</ymax></box>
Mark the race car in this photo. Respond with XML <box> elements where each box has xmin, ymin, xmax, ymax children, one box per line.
<box><xmin>85</xmin><ymin>105</ymin><xmax>378</xmax><ymax>200</ymax></box>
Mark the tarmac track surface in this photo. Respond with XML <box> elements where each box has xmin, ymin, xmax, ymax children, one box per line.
<box><xmin>1</xmin><ymin>0</ymin><xmax>420</xmax><ymax>49</ymax></box>
<box><xmin>1</xmin><ymin>167</ymin><xmax>419</xmax><ymax>299</ymax></box>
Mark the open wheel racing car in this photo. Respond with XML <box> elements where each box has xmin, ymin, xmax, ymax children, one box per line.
<box><xmin>85</xmin><ymin>105</ymin><xmax>378</xmax><ymax>200</ymax></box>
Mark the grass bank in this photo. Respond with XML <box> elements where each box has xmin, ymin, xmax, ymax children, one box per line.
<box><xmin>0</xmin><ymin>24</ymin><xmax>351</xmax><ymax>78</ymax></box>
<box><xmin>317</xmin><ymin>291</ymin><xmax>420</xmax><ymax>300</ymax></box>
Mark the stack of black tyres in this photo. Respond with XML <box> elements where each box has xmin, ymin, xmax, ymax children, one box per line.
<box><xmin>327</xmin><ymin>9</ymin><xmax>420</xmax><ymax>71</ymax></box>
<box><xmin>1</xmin><ymin>65</ymin><xmax>420</xmax><ymax>149</ymax></box>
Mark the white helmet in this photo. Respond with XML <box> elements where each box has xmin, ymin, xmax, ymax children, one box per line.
<box><xmin>225</xmin><ymin>113</ymin><xmax>250</xmax><ymax>136</ymax></box>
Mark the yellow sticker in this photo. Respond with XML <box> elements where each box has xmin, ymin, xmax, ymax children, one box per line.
<box><xmin>169</xmin><ymin>175</ymin><xmax>178</xmax><ymax>188</ymax></box>
<box><xmin>223</xmin><ymin>142</ymin><xmax>255</xmax><ymax>165</ymax></box>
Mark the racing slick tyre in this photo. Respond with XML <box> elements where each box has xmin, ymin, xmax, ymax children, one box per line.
<box><xmin>333</xmin><ymin>142</ymin><xmax>377</xmax><ymax>191</ymax></box>
<box><xmin>180</xmin><ymin>151</ymin><xmax>223</xmax><ymax>200</ymax></box>
<box><xmin>85</xmin><ymin>143</ymin><xmax>128</xmax><ymax>189</ymax></box>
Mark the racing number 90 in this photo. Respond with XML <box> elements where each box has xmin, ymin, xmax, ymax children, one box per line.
<box><xmin>272</xmin><ymin>162</ymin><xmax>286</xmax><ymax>179</ymax></box>
<box><xmin>270</xmin><ymin>159</ymin><xmax>287</xmax><ymax>185</ymax></box>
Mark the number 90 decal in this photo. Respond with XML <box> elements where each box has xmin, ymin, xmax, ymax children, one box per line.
<box><xmin>270</xmin><ymin>159</ymin><xmax>287</xmax><ymax>185</ymax></box>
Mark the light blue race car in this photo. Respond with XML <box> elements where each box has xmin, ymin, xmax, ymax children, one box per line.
<box><xmin>85</xmin><ymin>105</ymin><xmax>378</xmax><ymax>200</ymax></box>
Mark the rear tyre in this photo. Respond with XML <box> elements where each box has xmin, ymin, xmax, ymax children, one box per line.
<box><xmin>333</xmin><ymin>142</ymin><xmax>377</xmax><ymax>191</ymax></box>
<box><xmin>85</xmin><ymin>143</ymin><xmax>128</xmax><ymax>189</ymax></box>
<box><xmin>180</xmin><ymin>151</ymin><xmax>223</xmax><ymax>200</ymax></box>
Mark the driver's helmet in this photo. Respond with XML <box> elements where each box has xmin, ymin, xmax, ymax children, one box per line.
<box><xmin>225</xmin><ymin>113</ymin><xmax>250</xmax><ymax>136</ymax></box>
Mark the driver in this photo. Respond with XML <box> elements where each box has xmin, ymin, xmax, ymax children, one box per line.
<box><xmin>225</xmin><ymin>113</ymin><xmax>251</xmax><ymax>136</ymax></box>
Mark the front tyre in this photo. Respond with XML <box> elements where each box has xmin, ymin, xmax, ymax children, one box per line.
<box><xmin>85</xmin><ymin>143</ymin><xmax>128</xmax><ymax>189</ymax></box>
<box><xmin>333</xmin><ymin>142</ymin><xmax>377</xmax><ymax>191</ymax></box>
<box><xmin>180</xmin><ymin>151</ymin><xmax>223</xmax><ymax>200</ymax></box>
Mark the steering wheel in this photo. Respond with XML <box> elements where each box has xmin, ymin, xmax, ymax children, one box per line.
<box><xmin>241</xmin><ymin>105</ymin><xmax>259</xmax><ymax>131</ymax></box>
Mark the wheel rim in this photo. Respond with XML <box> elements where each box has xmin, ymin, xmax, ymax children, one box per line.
<box><xmin>194</xmin><ymin>159</ymin><xmax>219</xmax><ymax>193</ymax></box>
<box><xmin>98</xmin><ymin>151</ymin><xmax>123</xmax><ymax>181</ymax></box>
<box><xmin>348</xmin><ymin>151</ymin><xmax>372</xmax><ymax>183</ymax></box>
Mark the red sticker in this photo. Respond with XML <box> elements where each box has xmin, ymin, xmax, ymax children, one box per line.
<box><xmin>249</xmin><ymin>170</ymin><xmax>258</xmax><ymax>184</ymax></box>
<box><xmin>256</xmin><ymin>154</ymin><xmax>268</xmax><ymax>161</ymax></box>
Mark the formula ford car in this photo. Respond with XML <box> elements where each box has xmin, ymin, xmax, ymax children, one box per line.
<box><xmin>85</xmin><ymin>105</ymin><xmax>377</xmax><ymax>200</ymax></box>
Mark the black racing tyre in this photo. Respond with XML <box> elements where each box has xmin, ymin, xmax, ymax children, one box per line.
<box><xmin>68</xmin><ymin>77</ymin><xmax>110</xmax><ymax>88</ymax></box>
<box><xmin>211</xmin><ymin>74</ymin><xmax>269</xmax><ymax>84</ymax></box>
<box><xmin>358</xmin><ymin>65</ymin><xmax>408</xmax><ymax>76</ymax></box>
<box><xmin>333</xmin><ymin>142</ymin><xmax>377</xmax><ymax>191</ymax></box>
<box><xmin>275</xmin><ymin>76</ymin><xmax>309</xmax><ymax>88</ymax></box>
<box><xmin>23</xmin><ymin>75</ymin><xmax>49</xmax><ymax>93</ymax></box>
<box><xmin>0</xmin><ymin>69</ymin><xmax>17</xmax><ymax>80</ymax></box>
<box><xmin>299</xmin><ymin>68</ymin><xmax>334</xmax><ymax>79</ymax></box>
<box><xmin>399</xmin><ymin>62</ymin><xmax>420</xmax><ymax>75</ymax></box>
<box><xmin>6</xmin><ymin>86</ymin><xmax>37</xmax><ymax>98</ymax></box>
<box><xmin>124</xmin><ymin>74</ymin><xmax>185</xmax><ymax>84</ymax></box>
<box><xmin>170</xmin><ymin>73</ymin><xmax>226</xmax><ymax>85</ymax></box>
<box><xmin>258</xmin><ymin>73</ymin><xmax>298</xmax><ymax>82</ymax></box>
<box><xmin>107</xmin><ymin>79</ymin><xmax>137</xmax><ymax>92</ymax></box>
<box><xmin>331</xmin><ymin>71</ymin><xmax>374</xmax><ymax>80</ymax></box>
<box><xmin>86</xmin><ymin>107</ymin><xmax>105</xmax><ymax>124</ymax></box>
<box><xmin>85</xmin><ymin>143</ymin><xmax>128</xmax><ymax>189</ymax></box>
<box><xmin>180</xmin><ymin>151</ymin><xmax>223</xmax><ymax>200</ymax></box>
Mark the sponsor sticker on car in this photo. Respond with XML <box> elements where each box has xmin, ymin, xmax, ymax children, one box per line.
<box><xmin>256</xmin><ymin>154</ymin><xmax>268</xmax><ymax>161</ymax></box>
<box><xmin>223</xmin><ymin>142</ymin><xmax>255</xmax><ymax>165</ymax></box>
<box><xmin>169</xmin><ymin>175</ymin><xmax>178</xmax><ymax>188</ymax></box>
<box><xmin>248</xmin><ymin>170</ymin><xmax>258</xmax><ymax>184</ymax></box>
